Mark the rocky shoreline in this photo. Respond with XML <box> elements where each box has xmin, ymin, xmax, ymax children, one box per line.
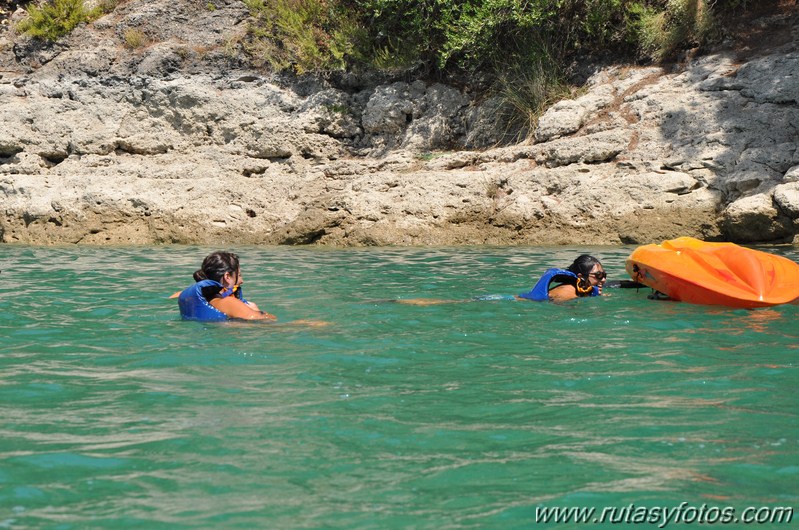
<box><xmin>0</xmin><ymin>0</ymin><xmax>798</xmax><ymax>246</ymax></box>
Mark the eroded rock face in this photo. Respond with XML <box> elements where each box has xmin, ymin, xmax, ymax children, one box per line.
<box><xmin>0</xmin><ymin>1</ymin><xmax>797</xmax><ymax>246</ymax></box>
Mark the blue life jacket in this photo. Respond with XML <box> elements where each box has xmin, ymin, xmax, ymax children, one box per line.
<box><xmin>177</xmin><ymin>279</ymin><xmax>248</xmax><ymax>321</ymax></box>
<box><xmin>517</xmin><ymin>268</ymin><xmax>600</xmax><ymax>301</ymax></box>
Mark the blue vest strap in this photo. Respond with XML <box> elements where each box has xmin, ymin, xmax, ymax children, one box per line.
<box><xmin>219</xmin><ymin>285</ymin><xmax>247</xmax><ymax>303</ymax></box>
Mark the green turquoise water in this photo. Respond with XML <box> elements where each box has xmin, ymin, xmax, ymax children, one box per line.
<box><xmin>1</xmin><ymin>245</ymin><xmax>797</xmax><ymax>529</ymax></box>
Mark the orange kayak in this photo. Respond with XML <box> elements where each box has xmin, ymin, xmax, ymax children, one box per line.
<box><xmin>625</xmin><ymin>237</ymin><xmax>799</xmax><ymax>308</ymax></box>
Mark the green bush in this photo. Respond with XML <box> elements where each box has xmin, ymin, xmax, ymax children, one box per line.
<box><xmin>353</xmin><ymin>0</ymin><xmax>462</xmax><ymax>72</ymax></box>
<box><xmin>243</xmin><ymin>0</ymin><xmax>364</xmax><ymax>74</ymax></box>
<box><xmin>16</xmin><ymin>0</ymin><xmax>104</xmax><ymax>42</ymax></box>
<box><xmin>354</xmin><ymin>0</ymin><xmax>640</xmax><ymax>73</ymax></box>
<box><xmin>634</xmin><ymin>0</ymin><xmax>717</xmax><ymax>61</ymax></box>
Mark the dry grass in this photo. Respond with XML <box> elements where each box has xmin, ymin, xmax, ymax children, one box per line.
<box><xmin>123</xmin><ymin>28</ymin><xmax>147</xmax><ymax>49</ymax></box>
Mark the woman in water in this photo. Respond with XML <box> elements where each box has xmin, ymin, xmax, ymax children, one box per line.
<box><xmin>398</xmin><ymin>254</ymin><xmax>607</xmax><ymax>305</ymax></box>
<box><xmin>173</xmin><ymin>251</ymin><xmax>277</xmax><ymax>321</ymax></box>
<box><xmin>530</xmin><ymin>254</ymin><xmax>607</xmax><ymax>302</ymax></box>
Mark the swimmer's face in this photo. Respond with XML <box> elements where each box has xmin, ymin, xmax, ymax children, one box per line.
<box><xmin>587</xmin><ymin>264</ymin><xmax>606</xmax><ymax>287</ymax></box>
<box><xmin>223</xmin><ymin>268</ymin><xmax>242</xmax><ymax>289</ymax></box>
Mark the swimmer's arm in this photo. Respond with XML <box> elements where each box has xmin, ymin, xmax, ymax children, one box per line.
<box><xmin>395</xmin><ymin>298</ymin><xmax>458</xmax><ymax>306</ymax></box>
<box><xmin>211</xmin><ymin>296</ymin><xmax>277</xmax><ymax>320</ymax></box>
<box><xmin>244</xmin><ymin>300</ymin><xmax>261</xmax><ymax>311</ymax></box>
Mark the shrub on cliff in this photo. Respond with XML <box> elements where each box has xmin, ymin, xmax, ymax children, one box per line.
<box><xmin>242</xmin><ymin>0</ymin><xmax>758</xmax><ymax>75</ymax></box>
<box><xmin>243</xmin><ymin>0</ymin><xmax>365</xmax><ymax>73</ymax></box>
<box><xmin>15</xmin><ymin>0</ymin><xmax>105</xmax><ymax>41</ymax></box>
<box><xmin>633</xmin><ymin>0</ymin><xmax>719</xmax><ymax>61</ymax></box>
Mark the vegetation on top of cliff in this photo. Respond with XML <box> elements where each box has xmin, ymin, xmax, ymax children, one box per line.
<box><xmin>11</xmin><ymin>0</ymin><xmax>767</xmax><ymax>75</ymax></box>
<box><xmin>236</xmin><ymin>0</ymin><xmax>757</xmax><ymax>73</ymax></box>
<box><xmin>14</xmin><ymin>0</ymin><xmax>111</xmax><ymax>41</ymax></box>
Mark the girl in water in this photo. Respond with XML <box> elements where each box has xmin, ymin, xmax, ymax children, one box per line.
<box><xmin>398</xmin><ymin>254</ymin><xmax>607</xmax><ymax>305</ymax></box>
<box><xmin>173</xmin><ymin>251</ymin><xmax>277</xmax><ymax>321</ymax></box>
<box><xmin>531</xmin><ymin>254</ymin><xmax>607</xmax><ymax>302</ymax></box>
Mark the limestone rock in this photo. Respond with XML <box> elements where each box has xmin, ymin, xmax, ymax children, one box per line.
<box><xmin>722</xmin><ymin>193</ymin><xmax>793</xmax><ymax>242</ymax></box>
<box><xmin>774</xmin><ymin>183</ymin><xmax>799</xmax><ymax>218</ymax></box>
<box><xmin>534</xmin><ymin>87</ymin><xmax>614</xmax><ymax>142</ymax></box>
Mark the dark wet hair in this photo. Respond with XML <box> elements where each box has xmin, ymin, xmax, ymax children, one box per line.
<box><xmin>193</xmin><ymin>251</ymin><xmax>240</xmax><ymax>283</ymax></box>
<box><xmin>567</xmin><ymin>254</ymin><xmax>602</xmax><ymax>278</ymax></box>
